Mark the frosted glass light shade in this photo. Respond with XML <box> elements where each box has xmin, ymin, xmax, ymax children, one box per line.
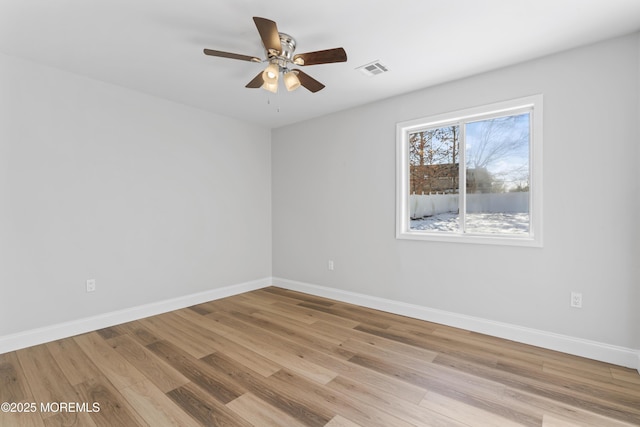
<box><xmin>262</xmin><ymin>63</ymin><xmax>279</xmax><ymax>84</ymax></box>
<box><xmin>262</xmin><ymin>81</ymin><xmax>278</xmax><ymax>93</ymax></box>
<box><xmin>284</xmin><ymin>71</ymin><xmax>301</xmax><ymax>91</ymax></box>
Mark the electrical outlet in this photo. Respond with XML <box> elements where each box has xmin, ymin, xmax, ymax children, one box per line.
<box><xmin>328</xmin><ymin>260</ymin><xmax>334</xmax><ymax>271</ymax></box>
<box><xmin>86</xmin><ymin>279</ymin><xmax>96</xmax><ymax>293</ymax></box>
<box><xmin>570</xmin><ymin>292</ymin><xmax>582</xmax><ymax>308</ymax></box>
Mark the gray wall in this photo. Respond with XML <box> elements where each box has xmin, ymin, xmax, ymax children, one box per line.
<box><xmin>0</xmin><ymin>53</ymin><xmax>272</xmax><ymax>336</ymax></box>
<box><xmin>272</xmin><ymin>33</ymin><xmax>640</xmax><ymax>350</ymax></box>
<box><xmin>637</xmin><ymin>34</ymin><xmax>640</xmax><ymax>361</ymax></box>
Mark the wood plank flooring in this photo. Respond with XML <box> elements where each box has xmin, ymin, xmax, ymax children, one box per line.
<box><xmin>1</xmin><ymin>286</ymin><xmax>639</xmax><ymax>426</ymax></box>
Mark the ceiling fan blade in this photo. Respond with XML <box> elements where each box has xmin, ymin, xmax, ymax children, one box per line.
<box><xmin>203</xmin><ymin>49</ymin><xmax>261</xmax><ymax>62</ymax></box>
<box><xmin>245</xmin><ymin>71</ymin><xmax>264</xmax><ymax>88</ymax></box>
<box><xmin>293</xmin><ymin>48</ymin><xmax>347</xmax><ymax>66</ymax></box>
<box><xmin>293</xmin><ymin>69</ymin><xmax>325</xmax><ymax>93</ymax></box>
<box><xmin>253</xmin><ymin>17</ymin><xmax>281</xmax><ymax>55</ymax></box>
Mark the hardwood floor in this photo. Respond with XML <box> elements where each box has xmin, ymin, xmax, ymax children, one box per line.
<box><xmin>1</xmin><ymin>287</ymin><xmax>639</xmax><ymax>426</ymax></box>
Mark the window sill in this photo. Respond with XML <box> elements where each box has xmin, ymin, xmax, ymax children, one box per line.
<box><xmin>396</xmin><ymin>229</ymin><xmax>543</xmax><ymax>247</ymax></box>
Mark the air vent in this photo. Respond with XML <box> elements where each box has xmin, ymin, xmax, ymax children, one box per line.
<box><xmin>356</xmin><ymin>61</ymin><xmax>389</xmax><ymax>76</ymax></box>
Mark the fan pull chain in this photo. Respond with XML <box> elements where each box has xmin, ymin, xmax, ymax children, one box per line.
<box><xmin>266</xmin><ymin>93</ymin><xmax>281</xmax><ymax>113</ymax></box>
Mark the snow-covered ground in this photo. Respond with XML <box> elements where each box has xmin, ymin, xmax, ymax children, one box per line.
<box><xmin>411</xmin><ymin>212</ymin><xmax>529</xmax><ymax>234</ymax></box>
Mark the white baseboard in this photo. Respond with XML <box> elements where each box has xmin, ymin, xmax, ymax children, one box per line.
<box><xmin>272</xmin><ymin>277</ymin><xmax>640</xmax><ymax>372</ymax></box>
<box><xmin>4</xmin><ymin>276</ymin><xmax>638</xmax><ymax>374</ymax></box>
<box><xmin>0</xmin><ymin>277</ymin><xmax>271</xmax><ymax>355</ymax></box>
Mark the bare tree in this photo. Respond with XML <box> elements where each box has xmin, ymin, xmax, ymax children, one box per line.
<box><xmin>409</xmin><ymin>126</ymin><xmax>458</xmax><ymax>166</ymax></box>
<box><xmin>409</xmin><ymin>126</ymin><xmax>459</xmax><ymax>194</ymax></box>
<box><xmin>466</xmin><ymin>114</ymin><xmax>529</xmax><ymax>192</ymax></box>
<box><xmin>466</xmin><ymin>115</ymin><xmax>528</xmax><ymax>169</ymax></box>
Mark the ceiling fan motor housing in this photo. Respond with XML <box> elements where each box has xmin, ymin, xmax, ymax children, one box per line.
<box><xmin>277</xmin><ymin>33</ymin><xmax>296</xmax><ymax>60</ymax></box>
<box><xmin>267</xmin><ymin>33</ymin><xmax>298</xmax><ymax>72</ymax></box>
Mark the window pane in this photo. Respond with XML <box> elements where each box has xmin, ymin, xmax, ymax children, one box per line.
<box><xmin>408</xmin><ymin>125</ymin><xmax>460</xmax><ymax>232</ymax></box>
<box><xmin>464</xmin><ymin>113</ymin><xmax>530</xmax><ymax>234</ymax></box>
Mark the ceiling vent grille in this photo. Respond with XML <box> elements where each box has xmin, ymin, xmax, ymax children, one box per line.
<box><xmin>357</xmin><ymin>61</ymin><xmax>389</xmax><ymax>76</ymax></box>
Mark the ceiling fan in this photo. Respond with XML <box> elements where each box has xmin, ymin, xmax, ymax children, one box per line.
<box><xmin>203</xmin><ymin>17</ymin><xmax>347</xmax><ymax>93</ymax></box>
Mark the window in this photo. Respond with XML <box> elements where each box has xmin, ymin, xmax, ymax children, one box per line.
<box><xmin>396</xmin><ymin>95</ymin><xmax>542</xmax><ymax>246</ymax></box>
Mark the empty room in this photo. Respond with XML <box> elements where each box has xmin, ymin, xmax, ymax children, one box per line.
<box><xmin>1</xmin><ymin>1</ymin><xmax>639</xmax><ymax>426</ymax></box>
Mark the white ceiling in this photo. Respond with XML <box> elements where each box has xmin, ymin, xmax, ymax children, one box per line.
<box><xmin>2</xmin><ymin>1</ymin><xmax>640</xmax><ymax>128</ymax></box>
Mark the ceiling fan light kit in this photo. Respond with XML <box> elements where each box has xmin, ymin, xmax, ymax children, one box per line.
<box><xmin>204</xmin><ymin>17</ymin><xmax>347</xmax><ymax>94</ymax></box>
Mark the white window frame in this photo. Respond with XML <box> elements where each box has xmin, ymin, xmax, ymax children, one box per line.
<box><xmin>396</xmin><ymin>95</ymin><xmax>543</xmax><ymax>247</ymax></box>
